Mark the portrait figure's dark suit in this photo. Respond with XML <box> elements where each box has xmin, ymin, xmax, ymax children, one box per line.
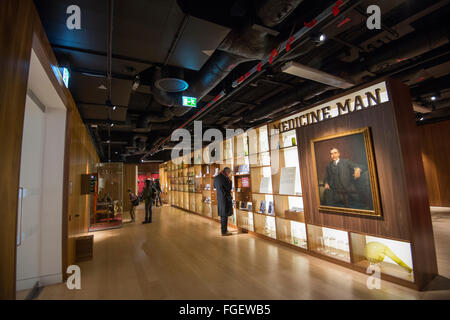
<box><xmin>322</xmin><ymin>158</ymin><xmax>371</xmax><ymax>209</ymax></box>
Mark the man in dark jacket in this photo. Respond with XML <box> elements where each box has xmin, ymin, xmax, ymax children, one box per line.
<box><xmin>213</xmin><ymin>167</ymin><xmax>233</xmax><ymax>236</ymax></box>
<box><xmin>323</xmin><ymin>147</ymin><xmax>367</xmax><ymax>208</ymax></box>
<box><xmin>154</xmin><ymin>178</ymin><xmax>162</xmax><ymax>207</ymax></box>
<box><xmin>141</xmin><ymin>179</ymin><xmax>156</xmax><ymax>224</ymax></box>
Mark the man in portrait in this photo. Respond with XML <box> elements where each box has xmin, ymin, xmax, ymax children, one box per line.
<box><xmin>322</xmin><ymin>148</ymin><xmax>372</xmax><ymax>210</ymax></box>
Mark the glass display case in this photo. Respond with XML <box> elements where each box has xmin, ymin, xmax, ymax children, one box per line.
<box><xmin>90</xmin><ymin>162</ymin><xmax>123</xmax><ymax>231</ymax></box>
<box><xmin>236</xmin><ymin>209</ymin><xmax>254</xmax><ymax>231</ymax></box>
<box><xmin>254</xmin><ymin>213</ymin><xmax>276</xmax><ymax>239</ymax></box>
<box><xmin>307</xmin><ymin>225</ymin><xmax>351</xmax><ymax>262</ymax></box>
<box><xmin>276</xmin><ymin>218</ymin><xmax>307</xmax><ymax>249</ymax></box>
<box><xmin>350</xmin><ymin>233</ymin><xmax>414</xmax><ymax>282</ymax></box>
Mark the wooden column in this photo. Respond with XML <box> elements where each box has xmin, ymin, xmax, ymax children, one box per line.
<box><xmin>0</xmin><ymin>0</ymin><xmax>34</xmax><ymax>299</ymax></box>
<box><xmin>419</xmin><ymin>120</ymin><xmax>450</xmax><ymax>207</ymax></box>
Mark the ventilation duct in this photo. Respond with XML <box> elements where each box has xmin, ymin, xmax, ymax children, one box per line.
<box><xmin>184</xmin><ymin>0</ymin><xmax>304</xmax><ymax>101</ymax></box>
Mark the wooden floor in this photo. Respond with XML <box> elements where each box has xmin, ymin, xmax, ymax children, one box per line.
<box><xmin>32</xmin><ymin>205</ymin><xmax>450</xmax><ymax>300</ymax></box>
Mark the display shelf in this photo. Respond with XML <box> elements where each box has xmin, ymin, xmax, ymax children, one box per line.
<box><xmin>250</xmin><ymin>166</ymin><xmax>272</xmax><ymax>194</ymax></box>
<box><xmin>307</xmin><ymin>225</ymin><xmax>351</xmax><ymax>263</ymax></box>
<box><xmin>276</xmin><ymin>218</ymin><xmax>308</xmax><ymax>249</ymax></box>
<box><xmin>183</xmin><ymin>192</ymin><xmax>189</xmax><ymax>210</ymax></box>
<box><xmin>350</xmin><ymin>233</ymin><xmax>414</xmax><ymax>282</ymax></box>
<box><xmin>252</xmin><ymin>193</ymin><xmax>274</xmax><ymax>216</ymax></box>
<box><xmin>189</xmin><ymin>193</ymin><xmax>196</xmax><ymax>212</ymax></box>
<box><xmin>271</xmin><ymin>145</ymin><xmax>302</xmax><ymax>196</ymax></box>
<box><xmin>269</xmin><ymin>129</ymin><xmax>297</xmax><ymax>150</ymax></box>
<box><xmin>273</xmin><ymin>195</ymin><xmax>304</xmax><ymax>222</ymax></box>
<box><xmin>236</xmin><ymin>209</ymin><xmax>254</xmax><ymax>231</ymax></box>
<box><xmin>253</xmin><ymin>213</ymin><xmax>276</xmax><ymax>239</ymax></box>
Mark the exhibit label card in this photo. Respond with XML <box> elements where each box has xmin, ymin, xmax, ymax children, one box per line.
<box><xmin>279</xmin><ymin>167</ymin><xmax>296</xmax><ymax>195</ymax></box>
<box><xmin>260</xmin><ymin>177</ymin><xmax>271</xmax><ymax>194</ymax></box>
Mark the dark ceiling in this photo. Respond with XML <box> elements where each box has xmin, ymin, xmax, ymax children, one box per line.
<box><xmin>34</xmin><ymin>0</ymin><xmax>450</xmax><ymax>163</ymax></box>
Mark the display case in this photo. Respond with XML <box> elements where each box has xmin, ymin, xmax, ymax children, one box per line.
<box><xmin>90</xmin><ymin>162</ymin><xmax>124</xmax><ymax>231</ymax></box>
<box><xmin>273</xmin><ymin>195</ymin><xmax>304</xmax><ymax>222</ymax></box>
<box><xmin>307</xmin><ymin>225</ymin><xmax>351</xmax><ymax>263</ymax></box>
<box><xmin>276</xmin><ymin>218</ymin><xmax>307</xmax><ymax>249</ymax></box>
<box><xmin>236</xmin><ymin>209</ymin><xmax>254</xmax><ymax>231</ymax></box>
<box><xmin>350</xmin><ymin>233</ymin><xmax>414</xmax><ymax>282</ymax></box>
<box><xmin>253</xmin><ymin>213</ymin><xmax>276</xmax><ymax>239</ymax></box>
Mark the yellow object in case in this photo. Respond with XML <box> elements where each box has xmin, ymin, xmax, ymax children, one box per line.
<box><xmin>364</xmin><ymin>242</ymin><xmax>412</xmax><ymax>273</ymax></box>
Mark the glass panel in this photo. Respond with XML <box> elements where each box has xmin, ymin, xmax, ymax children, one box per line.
<box><xmin>254</xmin><ymin>213</ymin><xmax>276</xmax><ymax>239</ymax></box>
<box><xmin>91</xmin><ymin>162</ymin><xmax>123</xmax><ymax>231</ymax></box>
<box><xmin>350</xmin><ymin>233</ymin><xmax>414</xmax><ymax>282</ymax></box>
<box><xmin>276</xmin><ymin>218</ymin><xmax>307</xmax><ymax>249</ymax></box>
<box><xmin>307</xmin><ymin>225</ymin><xmax>350</xmax><ymax>262</ymax></box>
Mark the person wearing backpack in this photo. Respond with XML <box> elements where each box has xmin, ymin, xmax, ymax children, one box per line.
<box><xmin>141</xmin><ymin>179</ymin><xmax>156</xmax><ymax>224</ymax></box>
<box><xmin>127</xmin><ymin>189</ymin><xmax>138</xmax><ymax>222</ymax></box>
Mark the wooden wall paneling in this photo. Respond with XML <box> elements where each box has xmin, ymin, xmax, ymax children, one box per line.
<box><xmin>387</xmin><ymin>79</ymin><xmax>438</xmax><ymax>290</ymax></box>
<box><xmin>419</xmin><ymin>120</ymin><xmax>450</xmax><ymax>207</ymax></box>
<box><xmin>297</xmin><ymin>100</ymin><xmax>412</xmax><ymax>241</ymax></box>
<box><xmin>67</xmin><ymin>108</ymin><xmax>99</xmax><ymax>267</ymax></box>
<box><xmin>0</xmin><ymin>0</ymin><xmax>34</xmax><ymax>300</ymax></box>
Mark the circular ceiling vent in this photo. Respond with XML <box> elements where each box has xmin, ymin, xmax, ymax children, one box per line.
<box><xmin>155</xmin><ymin>78</ymin><xmax>189</xmax><ymax>92</ymax></box>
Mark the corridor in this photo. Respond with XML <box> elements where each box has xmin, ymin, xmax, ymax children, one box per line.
<box><xmin>31</xmin><ymin>206</ymin><xmax>450</xmax><ymax>300</ymax></box>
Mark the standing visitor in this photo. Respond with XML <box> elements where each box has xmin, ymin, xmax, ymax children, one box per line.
<box><xmin>127</xmin><ymin>189</ymin><xmax>138</xmax><ymax>222</ymax></box>
<box><xmin>141</xmin><ymin>180</ymin><xmax>156</xmax><ymax>224</ymax></box>
<box><xmin>154</xmin><ymin>178</ymin><xmax>162</xmax><ymax>207</ymax></box>
<box><xmin>213</xmin><ymin>167</ymin><xmax>233</xmax><ymax>236</ymax></box>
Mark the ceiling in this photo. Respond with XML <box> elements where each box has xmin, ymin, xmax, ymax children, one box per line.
<box><xmin>34</xmin><ymin>0</ymin><xmax>450</xmax><ymax>163</ymax></box>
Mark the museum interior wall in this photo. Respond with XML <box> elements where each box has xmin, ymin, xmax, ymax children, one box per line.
<box><xmin>419</xmin><ymin>120</ymin><xmax>450</xmax><ymax>207</ymax></box>
<box><xmin>67</xmin><ymin>108</ymin><xmax>99</xmax><ymax>267</ymax></box>
<box><xmin>122</xmin><ymin>164</ymin><xmax>137</xmax><ymax>214</ymax></box>
<box><xmin>0</xmin><ymin>0</ymin><xmax>100</xmax><ymax>298</ymax></box>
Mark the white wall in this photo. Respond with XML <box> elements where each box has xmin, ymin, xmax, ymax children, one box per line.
<box><xmin>16</xmin><ymin>49</ymin><xmax>67</xmax><ymax>291</ymax></box>
<box><xmin>39</xmin><ymin>107</ymin><xmax>66</xmax><ymax>285</ymax></box>
<box><xmin>16</xmin><ymin>96</ymin><xmax>45</xmax><ymax>290</ymax></box>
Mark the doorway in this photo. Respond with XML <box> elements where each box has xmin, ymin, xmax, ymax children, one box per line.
<box><xmin>16</xmin><ymin>49</ymin><xmax>67</xmax><ymax>294</ymax></box>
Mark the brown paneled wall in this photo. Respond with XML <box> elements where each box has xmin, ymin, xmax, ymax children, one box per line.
<box><xmin>0</xmin><ymin>0</ymin><xmax>34</xmax><ymax>299</ymax></box>
<box><xmin>67</xmin><ymin>109</ymin><xmax>99</xmax><ymax>268</ymax></box>
<box><xmin>138</xmin><ymin>163</ymin><xmax>161</xmax><ymax>175</ymax></box>
<box><xmin>419</xmin><ymin>120</ymin><xmax>450</xmax><ymax>207</ymax></box>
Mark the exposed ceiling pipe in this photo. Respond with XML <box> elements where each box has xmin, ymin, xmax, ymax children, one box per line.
<box><xmin>184</xmin><ymin>0</ymin><xmax>305</xmax><ymax>102</ymax></box>
<box><xmin>145</xmin><ymin>0</ymin><xmax>354</xmax><ymax>158</ymax></box>
<box><xmin>245</xmin><ymin>82</ymin><xmax>332</xmax><ymax>123</ymax></box>
<box><xmin>347</xmin><ymin>25</ymin><xmax>449</xmax><ymax>82</ymax></box>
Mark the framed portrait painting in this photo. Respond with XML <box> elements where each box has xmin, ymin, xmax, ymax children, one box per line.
<box><xmin>311</xmin><ymin>127</ymin><xmax>381</xmax><ymax>217</ymax></box>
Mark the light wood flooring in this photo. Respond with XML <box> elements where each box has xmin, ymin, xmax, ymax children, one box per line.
<box><xmin>27</xmin><ymin>205</ymin><xmax>450</xmax><ymax>299</ymax></box>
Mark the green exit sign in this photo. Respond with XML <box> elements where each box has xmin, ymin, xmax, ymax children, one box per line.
<box><xmin>182</xmin><ymin>96</ymin><xmax>197</xmax><ymax>107</ymax></box>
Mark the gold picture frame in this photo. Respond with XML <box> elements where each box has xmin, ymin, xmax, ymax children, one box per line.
<box><xmin>311</xmin><ymin>127</ymin><xmax>382</xmax><ymax>217</ymax></box>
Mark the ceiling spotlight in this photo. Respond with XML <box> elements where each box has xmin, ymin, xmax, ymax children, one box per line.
<box><xmin>319</xmin><ymin>34</ymin><xmax>326</xmax><ymax>42</ymax></box>
<box><xmin>110</xmin><ymin>123</ymin><xmax>114</xmax><ymax>127</ymax></box>
<box><xmin>106</xmin><ymin>140</ymin><xmax>111</xmax><ymax>144</ymax></box>
<box><xmin>112</xmin><ymin>106</ymin><xmax>117</xmax><ymax>110</ymax></box>
<box><xmin>431</xmin><ymin>96</ymin><xmax>436</xmax><ymax>101</ymax></box>
<box><xmin>420</xmin><ymin>116</ymin><xmax>424</xmax><ymax>121</ymax></box>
